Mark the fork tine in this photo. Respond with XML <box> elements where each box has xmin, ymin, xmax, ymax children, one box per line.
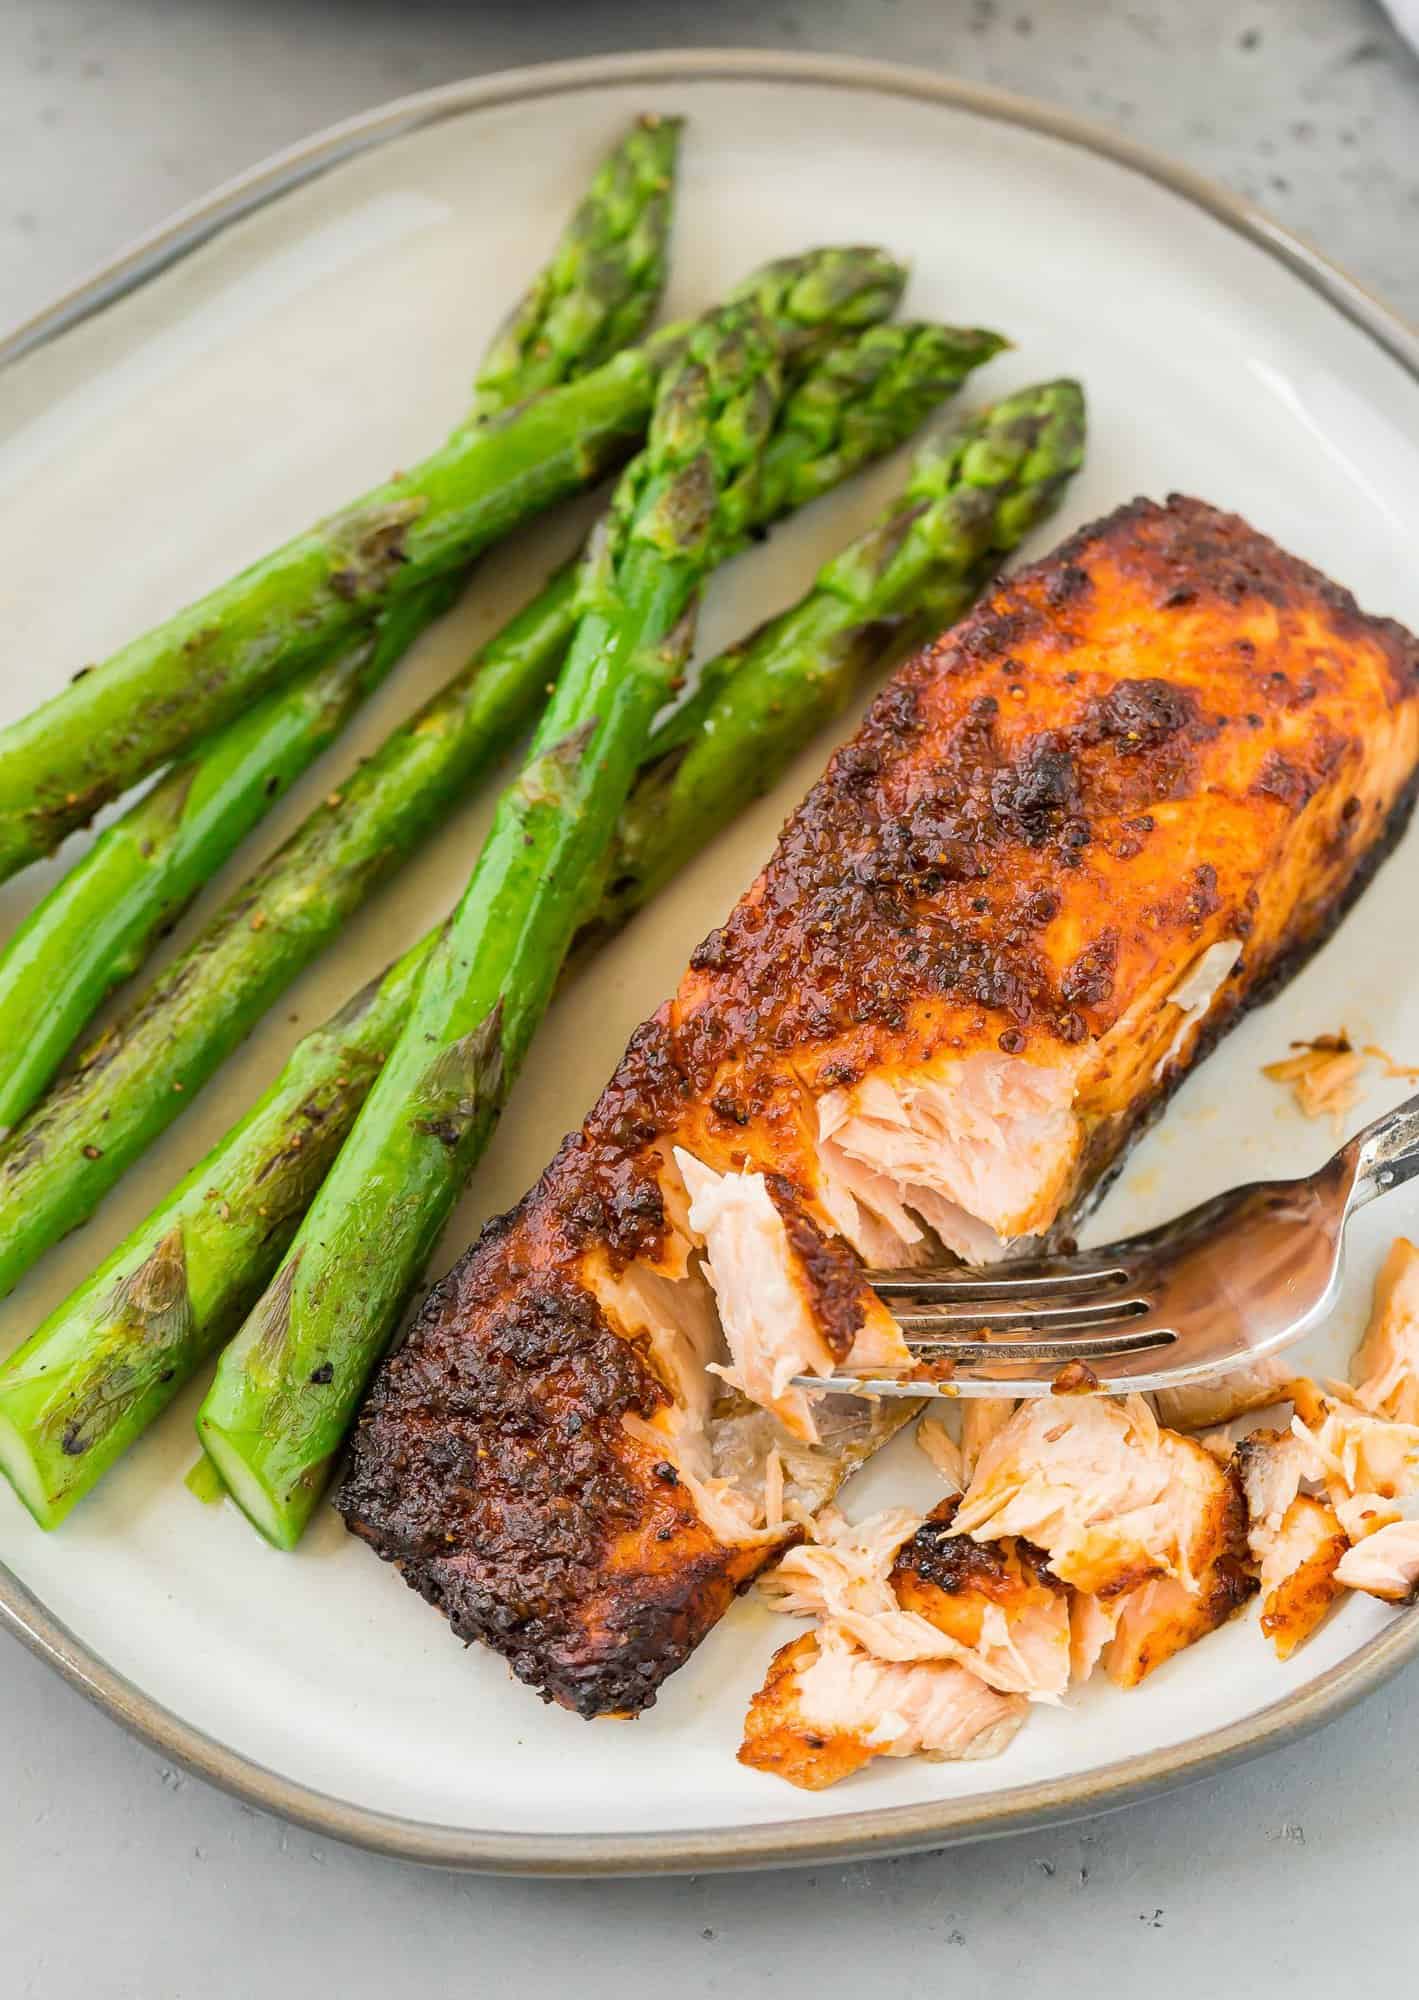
<box><xmin>872</xmin><ymin>1263</ymin><xmax>1135</xmax><ymax>1302</ymax></box>
<box><xmin>797</xmin><ymin>1326</ymin><xmax>1178</xmax><ymax>1399</ymax></box>
<box><xmin>900</xmin><ymin>1328</ymin><xmax>1177</xmax><ymax>1363</ymax></box>
<box><xmin>894</xmin><ymin>1298</ymin><xmax>1150</xmax><ymax>1336</ymax></box>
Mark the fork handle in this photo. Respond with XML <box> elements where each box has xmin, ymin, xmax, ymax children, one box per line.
<box><xmin>1349</xmin><ymin>1090</ymin><xmax>1419</xmax><ymax>1209</ymax></box>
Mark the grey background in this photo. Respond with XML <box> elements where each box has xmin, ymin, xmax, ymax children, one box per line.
<box><xmin>2</xmin><ymin>2</ymin><xmax>1418</xmax><ymax>1993</ymax></box>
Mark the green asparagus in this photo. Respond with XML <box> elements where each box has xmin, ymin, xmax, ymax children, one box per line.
<box><xmin>0</xmin><ymin>119</ymin><xmax>684</xmax><ymax>1134</ymax></box>
<box><xmin>471</xmin><ymin>114</ymin><xmax>679</xmax><ymax>418</ymax></box>
<box><xmin>197</xmin><ymin>298</ymin><xmax>794</xmax><ymax>1547</ymax></box>
<box><xmin>0</xmin><ymin>381</ymin><xmax>1082</xmax><ymax>1530</ymax></box>
<box><xmin>0</xmin><ymin>574</ymin><xmax>579</xmax><ymax>1300</ymax></box>
<box><xmin>0</xmin><ymin>220</ymin><xmax>902</xmax><ymax>881</ymax></box>
<box><xmin>0</xmin><ymin>589</ymin><xmax>455</xmax><ymax>1145</ymax></box>
<box><xmin>589</xmin><ymin>376</ymin><xmax>1088</xmax><ymax>933</ymax></box>
<box><xmin>0</xmin><ymin>935</ymin><xmax>435</xmax><ymax>1527</ymax></box>
<box><xmin>0</xmin><ymin>310</ymin><xmax>994</xmax><ymax>1299</ymax></box>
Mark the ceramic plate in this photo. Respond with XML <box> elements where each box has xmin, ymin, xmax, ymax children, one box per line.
<box><xmin>3</xmin><ymin>52</ymin><xmax>1419</xmax><ymax>1874</ymax></box>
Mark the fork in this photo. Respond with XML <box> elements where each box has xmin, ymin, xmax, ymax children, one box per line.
<box><xmin>797</xmin><ymin>1092</ymin><xmax>1419</xmax><ymax>1400</ymax></box>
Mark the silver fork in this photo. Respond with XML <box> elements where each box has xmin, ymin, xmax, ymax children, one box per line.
<box><xmin>797</xmin><ymin>1092</ymin><xmax>1419</xmax><ymax>1401</ymax></box>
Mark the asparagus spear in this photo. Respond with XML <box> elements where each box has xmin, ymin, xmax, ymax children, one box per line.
<box><xmin>196</xmin><ymin>297</ymin><xmax>795</xmax><ymax>1547</ymax></box>
<box><xmin>0</xmin><ymin>122</ymin><xmax>683</xmax><ymax>1136</ymax></box>
<box><xmin>0</xmin><ymin>382</ymin><xmax>1082</xmax><ymax>1530</ymax></box>
<box><xmin>0</xmin><ymin>573</ymin><xmax>579</xmax><ymax>1301</ymax></box>
<box><xmin>0</xmin><ymin>222</ymin><xmax>903</xmax><ymax>882</ymax></box>
<box><xmin>0</xmin><ymin>312</ymin><xmax>995</xmax><ymax>1300</ymax></box>
<box><xmin>471</xmin><ymin>114</ymin><xmax>679</xmax><ymax>418</ymax></box>
<box><xmin>0</xmin><ymin>936</ymin><xmax>435</xmax><ymax>1527</ymax></box>
<box><xmin>587</xmin><ymin>376</ymin><xmax>1088</xmax><ymax>934</ymax></box>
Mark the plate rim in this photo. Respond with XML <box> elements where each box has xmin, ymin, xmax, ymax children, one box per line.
<box><xmin>2</xmin><ymin>45</ymin><xmax>1417</xmax><ymax>1875</ymax></box>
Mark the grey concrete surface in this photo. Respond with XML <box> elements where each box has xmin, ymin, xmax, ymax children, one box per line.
<box><xmin>2</xmin><ymin>2</ymin><xmax>1418</xmax><ymax>1993</ymax></box>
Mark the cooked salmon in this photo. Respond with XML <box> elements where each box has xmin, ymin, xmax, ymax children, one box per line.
<box><xmin>915</xmin><ymin>1417</ymin><xmax>965</xmax><ymax>1491</ymax></box>
<box><xmin>1291</xmin><ymin>1379</ymin><xmax>1419</xmax><ymax>1500</ymax></box>
<box><xmin>952</xmin><ymin>1395</ymin><xmax>1254</xmax><ymax>1685</ymax></box>
<box><xmin>1099</xmin><ymin>1562</ymin><xmax>1257</xmax><ymax>1686</ymax></box>
<box><xmin>737</xmin><ymin>1626</ymin><xmax>1027</xmax><ymax>1789</ymax></box>
<box><xmin>889</xmin><ymin>1500</ymin><xmax>1073</xmax><ymax>1699</ymax></box>
<box><xmin>756</xmin><ymin>1500</ymin><xmax>1066</xmax><ymax>1699</ymax></box>
<box><xmin>1351</xmin><ymin>1237</ymin><xmax>1419</xmax><ymax>1425</ymax></box>
<box><xmin>338</xmin><ymin>497</ymin><xmax>1419</xmax><ymax>1719</ymax></box>
<box><xmin>1153</xmin><ymin>1357</ymin><xmax>1295</xmax><ymax>1434</ymax></box>
<box><xmin>952</xmin><ymin>1395</ymin><xmax>1248</xmax><ymax>1599</ymax></box>
<box><xmin>1234</xmin><ymin>1425</ymin><xmax>1347</xmax><ymax>1658</ymax></box>
<box><xmin>1334</xmin><ymin>1518</ymin><xmax>1419</xmax><ymax>1601</ymax></box>
<box><xmin>961</xmin><ymin>1399</ymin><xmax>1017</xmax><ymax>1482</ymax></box>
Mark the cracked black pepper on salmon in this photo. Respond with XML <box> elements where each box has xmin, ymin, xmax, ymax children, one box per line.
<box><xmin>338</xmin><ymin>494</ymin><xmax>1419</xmax><ymax>1718</ymax></box>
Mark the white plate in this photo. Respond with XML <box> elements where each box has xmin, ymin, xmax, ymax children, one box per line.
<box><xmin>3</xmin><ymin>52</ymin><xmax>1419</xmax><ymax>1874</ymax></box>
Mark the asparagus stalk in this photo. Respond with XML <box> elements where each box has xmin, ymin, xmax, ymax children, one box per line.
<box><xmin>0</xmin><ymin>311</ymin><xmax>995</xmax><ymax>1300</ymax></box>
<box><xmin>0</xmin><ymin>584</ymin><xmax>464</xmax><ymax>1148</ymax></box>
<box><xmin>0</xmin><ymin>381</ymin><xmax>1081</xmax><ymax>1530</ymax></box>
<box><xmin>471</xmin><ymin>114</ymin><xmax>679</xmax><ymax>418</ymax></box>
<box><xmin>0</xmin><ymin>573</ymin><xmax>579</xmax><ymax>1301</ymax></box>
<box><xmin>587</xmin><ymin>376</ymin><xmax>1088</xmax><ymax>934</ymax></box>
<box><xmin>0</xmin><ymin>218</ymin><xmax>902</xmax><ymax>880</ymax></box>
<box><xmin>0</xmin><ymin>937</ymin><xmax>436</xmax><ymax>1526</ymax></box>
<box><xmin>196</xmin><ymin>298</ymin><xmax>794</xmax><ymax>1547</ymax></box>
<box><xmin>0</xmin><ymin>121</ymin><xmax>683</xmax><ymax>1137</ymax></box>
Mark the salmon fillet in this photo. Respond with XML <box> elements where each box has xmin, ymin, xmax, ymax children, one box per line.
<box><xmin>338</xmin><ymin>496</ymin><xmax>1419</xmax><ymax>1718</ymax></box>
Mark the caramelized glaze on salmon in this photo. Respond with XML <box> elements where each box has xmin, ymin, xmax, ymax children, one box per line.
<box><xmin>338</xmin><ymin>497</ymin><xmax>1419</xmax><ymax>1718</ymax></box>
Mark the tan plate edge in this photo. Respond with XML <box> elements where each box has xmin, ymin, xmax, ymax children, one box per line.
<box><xmin>1</xmin><ymin>47</ymin><xmax>1417</xmax><ymax>1874</ymax></box>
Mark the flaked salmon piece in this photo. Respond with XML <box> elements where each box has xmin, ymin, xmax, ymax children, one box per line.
<box><xmin>738</xmin><ymin>1627</ymin><xmax>1027</xmax><ymax>1790</ymax></box>
<box><xmin>889</xmin><ymin>1501</ymin><xmax>1072</xmax><ymax>1701</ymax></box>
<box><xmin>1234</xmin><ymin>1426</ymin><xmax>1309</xmax><ymax>1542</ymax></box>
<box><xmin>675</xmin><ymin>1149</ymin><xmax>909</xmax><ymax>1443</ymax></box>
<box><xmin>1351</xmin><ymin>1238</ymin><xmax>1419</xmax><ymax>1426</ymax></box>
<box><xmin>1069</xmin><ymin>1592</ymin><xmax>1124</xmax><ymax>1682</ymax></box>
<box><xmin>1068</xmin><ymin>1443</ymin><xmax>1255</xmax><ymax>1689</ymax></box>
<box><xmin>1154</xmin><ymin>1357</ymin><xmax>1296</xmax><ymax>1433</ymax></box>
<box><xmin>1233</xmin><ymin>1424</ymin><xmax>1345</xmax><ymax>1658</ymax></box>
<box><xmin>1256</xmin><ymin>1496</ymin><xmax>1348</xmax><ymax>1658</ymax></box>
<box><xmin>1069</xmin><ymin>1571</ymin><xmax>1251</xmax><ymax>1688</ymax></box>
<box><xmin>1333</xmin><ymin>1491</ymin><xmax>1403</xmax><ymax>1542</ymax></box>
<box><xmin>953</xmin><ymin>1394</ymin><xmax>1240</xmax><ymax>1597</ymax></box>
<box><xmin>1262</xmin><ymin>1032</ymin><xmax>1366</xmax><ymax>1129</ymax></box>
<box><xmin>339</xmin><ymin>498</ymin><xmax>1419</xmax><ymax>1717</ymax></box>
<box><xmin>754</xmin><ymin>1506</ymin><xmax>920</xmax><ymax>1619</ymax></box>
<box><xmin>759</xmin><ymin>1501</ymin><xmax>1064</xmax><ymax>1699</ymax></box>
<box><xmin>1104</xmin><ymin>1557</ymin><xmax>1257</xmax><ymax>1686</ymax></box>
<box><xmin>962</xmin><ymin>1399</ymin><xmax>1017</xmax><ymax>1484</ymax></box>
<box><xmin>916</xmin><ymin>1418</ymin><xmax>965</xmax><ymax>1492</ymax></box>
<box><xmin>1334</xmin><ymin>1517</ymin><xmax>1419</xmax><ymax>1602</ymax></box>
<box><xmin>1290</xmin><ymin>1380</ymin><xmax>1419</xmax><ymax>1501</ymax></box>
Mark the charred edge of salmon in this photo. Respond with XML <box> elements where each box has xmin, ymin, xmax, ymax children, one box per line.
<box><xmin>336</xmin><ymin>1259</ymin><xmax>783</xmax><ymax>1719</ymax></box>
<box><xmin>1051</xmin><ymin>494</ymin><xmax>1419</xmax><ymax>686</ymax></box>
<box><xmin>1059</xmin><ymin>762</ymin><xmax>1419</xmax><ymax>1242</ymax></box>
<box><xmin>889</xmin><ymin>1499</ymin><xmax>1064</xmax><ymax>1605</ymax></box>
<box><xmin>765</xmin><ymin>1174</ymin><xmax>866</xmax><ymax>1363</ymax></box>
